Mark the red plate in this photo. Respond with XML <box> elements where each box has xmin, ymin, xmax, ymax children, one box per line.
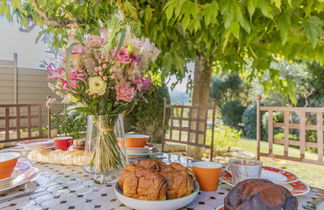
<box><xmin>221</xmin><ymin>169</ymin><xmax>309</xmax><ymax>196</ymax></box>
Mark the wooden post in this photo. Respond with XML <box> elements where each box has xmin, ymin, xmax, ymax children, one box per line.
<box><xmin>317</xmin><ymin>112</ymin><xmax>323</xmax><ymax>161</ymax></box>
<box><xmin>47</xmin><ymin>96</ymin><xmax>52</xmax><ymax>139</ymax></box>
<box><xmin>13</xmin><ymin>53</ymin><xmax>18</xmax><ymax>104</ymax></box>
<box><xmin>210</xmin><ymin>100</ymin><xmax>216</xmax><ymax>161</ymax></box>
<box><xmin>300</xmin><ymin>111</ymin><xmax>306</xmax><ymax>159</ymax></box>
<box><xmin>161</xmin><ymin>97</ymin><xmax>167</xmax><ymax>152</ymax></box>
<box><xmin>268</xmin><ymin>110</ymin><xmax>273</xmax><ymax>155</ymax></box>
<box><xmin>256</xmin><ymin>95</ymin><xmax>261</xmax><ymax>160</ymax></box>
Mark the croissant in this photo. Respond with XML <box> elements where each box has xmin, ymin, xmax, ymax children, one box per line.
<box><xmin>119</xmin><ymin>163</ymin><xmax>168</xmax><ymax>200</ymax></box>
<box><xmin>118</xmin><ymin>160</ymin><xmax>195</xmax><ymax>200</ymax></box>
<box><xmin>160</xmin><ymin>169</ymin><xmax>194</xmax><ymax>199</ymax></box>
<box><xmin>28</xmin><ymin>148</ymin><xmax>89</xmax><ymax>166</ymax></box>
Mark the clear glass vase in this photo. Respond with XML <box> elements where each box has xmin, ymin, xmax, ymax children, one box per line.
<box><xmin>84</xmin><ymin>114</ymin><xmax>127</xmax><ymax>184</ymax></box>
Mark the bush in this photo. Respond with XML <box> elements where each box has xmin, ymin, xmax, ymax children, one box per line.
<box><xmin>52</xmin><ymin>110</ymin><xmax>87</xmax><ymax>139</ymax></box>
<box><xmin>124</xmin><ymin>84</ymin><xmax>170</xmax><ymax>143</ymax></box>
<box><xmin>274</xmin><ymin>133</ymin><xmax>298</xmax><ymax>140</ymax></box>
<box><xmin>221</xmin><ymin>100</ymin><xmax>245</xmax><ymax>129</ymax></box>
<box><xmin>242</xmin><ymin>103</ymin><xmax>266</xmax><ymax>139</ymax></box>
<box><xmin>206</xmin><ymin>124</ymin><xmax>242</xmax><ymax>151</ymax></box>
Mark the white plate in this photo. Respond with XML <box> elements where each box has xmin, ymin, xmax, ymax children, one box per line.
<box><xmin>221</xmin><ymin>169</ymin><xmax>310</xmax><ymax>196</ymax></box>
<box><xmin>126</xmin><ymin>147</ymin><xmax>150</xmax><ymax>156</ymax></box>
<box><xmin>18</xmin><ymin>139</ymin><xmax>54</xmax><ymax>150</ymax></box>
<box><xmin>224</xmin><ymin>166</ymin><xmax>299</xmax><ymax>184</ymax></box>
<box><xmin>0</xmin><ymin>167</ymin><xmax>39</xmax><ymax>193</ymax></box>
<box><xmin>0</xmin><ymin>161</ymin><xmax>31</xmax><ymax>183</ymax></box>
<box><xmin>216</xmin><ymin>205</ymin><xmax>224</xmax><ymax>210</ymax></box>
<box><xmin>114</xmin><ymin>181</ymin><xmax>199</xmax><ymax>210</ymax></box>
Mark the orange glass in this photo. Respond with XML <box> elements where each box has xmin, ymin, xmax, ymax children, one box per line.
<box><xmin>191</xmin><ymin>161</ymin><xmax>222</xmax><ymax>191</ymax></box>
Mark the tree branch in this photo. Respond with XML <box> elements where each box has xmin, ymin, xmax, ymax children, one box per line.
<box><xmin>31</xmin><ymin>0</ymin><xmax>78</xmax><ymax>27</ymax></box>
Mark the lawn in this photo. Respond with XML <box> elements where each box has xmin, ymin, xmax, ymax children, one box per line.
<box><xmin>238</xmin><ymin>138</ymin><xmax>324</xmax><ymax>189</ymax></box>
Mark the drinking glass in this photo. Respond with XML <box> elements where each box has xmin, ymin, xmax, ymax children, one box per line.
<box><xmin>229</xmin><ymin>159</ymin><xmax>263</xmax><ymax>184</ymax></box>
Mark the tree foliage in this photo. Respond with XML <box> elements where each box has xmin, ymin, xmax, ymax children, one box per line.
<box><xmin>221</xmin><ymin>100</ymin><xmax>246</xmax><ymax>129</ymax></box>
<box><xmin>210</xmin><ymin>74</ymin><xmax>247</xmax><ymax>108</ymax></box>
<box><xmin>1</xmin><ymin>0</ymin><xmax>324</xmax><ymax>101</ymax></box>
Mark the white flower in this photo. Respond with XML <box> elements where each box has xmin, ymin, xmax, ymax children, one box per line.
<box><xmin>88</xmin><ymin>76</ymin><xmax>107</xmax><ymax>96</ymax></box>
<box><xmin>140</xmin><ymin>38</ymin><xmax>160</xmax><ymax>62</ymax></box>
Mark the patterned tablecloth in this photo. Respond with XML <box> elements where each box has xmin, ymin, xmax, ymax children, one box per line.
<box><xmin>0</xmin><ymin>153</ymin><xmax>323</xmax><ymax>210</ymax></box>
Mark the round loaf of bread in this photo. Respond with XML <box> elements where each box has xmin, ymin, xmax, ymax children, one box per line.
<box><xmin>224</xmin><ymin>179</ymin><xmax>298</xmax><ymax>210</ymax></box>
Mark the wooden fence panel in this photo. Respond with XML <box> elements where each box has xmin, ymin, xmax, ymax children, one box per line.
<box><xmin>0</xmin><ymin>54</ymin><xmax>64</xmax><ymax>129</ymax></box>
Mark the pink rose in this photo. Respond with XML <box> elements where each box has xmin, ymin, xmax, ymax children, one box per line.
<box><xmin>71</xmin><ymin>44</ymin><xmax>84</xmax><ymax>54</ymax></box>
<box><xmin>103</xmin><ymin>76</ymin><xmax>108</xmax><ymax>81</ymax></box>
<box><xmin>112</xmin><ymin>46</ymin><xmax>133</xmax><ymax>64</ymax></box>
<box><xmin>84</xmin><ymin>35</ymin><xmax>105</xmax><ymax>48</ymax></box>
<box><xmin>103</xmin><ymin>64</ymin><xmax>108</xmax><ymax>68</ymax></box>
<box><xmin>115</xmin><ymin>82</ymin><xmax>135</xmax><ymax>102</ymax></box>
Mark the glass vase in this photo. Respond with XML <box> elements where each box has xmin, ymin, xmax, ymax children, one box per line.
<box><xmin>84</xmin><ymin>114</ymin><xmax>127</xmax><ymax>184</ymax></box>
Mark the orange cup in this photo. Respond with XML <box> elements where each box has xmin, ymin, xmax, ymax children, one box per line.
<box><xmin>191</xmin><ymin>161</ymin><xmax>222</xmax><ymax>191</ymax></box>
<box><xmin>0</xmin><ymin>152</ymin><xmax>21</xmax><ymax>179</ymax></box>
<box><xmin>124</xmin><ymin>134</ymin><xmax>149</xmax><ymax>148</ymax></box>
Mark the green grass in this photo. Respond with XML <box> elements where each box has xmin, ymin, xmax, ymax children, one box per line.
<box><xmin>238</xmin><ymin>138</ymin><xmax>324</xmax><ymax>189</ymax></box>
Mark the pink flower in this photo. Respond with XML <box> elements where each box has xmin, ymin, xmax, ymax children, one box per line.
<box><xmin>103</xmin><ymin>64</ymin><xmax>108</xmax><ymax>68</ymax></box>
<box><xmin>103</xmin><ymin>76</ymin><xmax>108</xmax><ymax>81</ymax></box>
<box><xmin>84</xmin><ymin>35</ymin><xmax>105</xmax><ymax>48</ymax></box>
<box><xmin>115</xmin><ymin>82</ymin><xmax>135</xmax><ymax>102</ymax></box>
<box><xmin>142</xmin><ymin>75</ymin><xmax>152</xmax><ymax>91</ymax></box>
<box><xmin>47</xmin><ymin>64</ymin><xmax>64</xmax><ymax>79</ymax></box>
<box><xmin>112</xmin><ymin>46</ymin><xmax>133</xmax><ymax>64</ymax></box>
<box><xmin>111</xmin><ymin>74</ymin><xmax>117</xmax><ymax>79</ymax></box>
<box><xmin>98</xmin><ymin>59</ymin><xmax>102</xmax><ymax>64</ymax></box>
<box><xmin>71</xmin><ymin>44</ymin><xmax>84</xmax><ymax>54</ymax></box>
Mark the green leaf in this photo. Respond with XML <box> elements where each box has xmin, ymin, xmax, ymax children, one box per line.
<box><xmin>247</xmin><ymin>0</ymin><xmax>257</xmax><ymax>18</ymax></box>
<box><xmin>229</xmin><ymin>21</ymin><xmax>240</xmax><ymax>39</ymax></box>
<box><xmin>302</xmin><ymin>16</ymin><xmax>323</xmax><ymax>48</ymax></box>
<box><xmin>202</xmin><ymin>1</ymin><xmax>219</xmax><ymax>26</ymax></box>
<box><xmin>277</xmin><ymin>11</ymin><xmax>292</xmax><ymax>44</ymax></box>
<box><xmin>259</xmin><ymin>0</ymin><xmax>274</xmax><ymax>19</ymax></box>
<box><xmin>181</xmin><ymin>14</ymin><xmax>190</xmax><ymax>30</ymax></box>
<box><xmin>220</xmin><ymin>0</ymin><xmax>234</xmax><ymax>29</ymax></box>
<box><xmin>72</xmin><ymin>107</ymin><xmax>95</xmax><ymax>115</ymax></box>
<box><xmin>271</xmin><ymin>0</ymin><xmax>281</xmax><ymax>9</ymax></box>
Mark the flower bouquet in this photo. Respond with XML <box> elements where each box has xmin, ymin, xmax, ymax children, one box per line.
<box><xmin>47</xmin><ymin>28</ymin><xmax>159</xmax><ymax>183</ymax></box>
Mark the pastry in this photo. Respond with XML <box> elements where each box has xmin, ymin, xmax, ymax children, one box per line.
<box><xmin>224</xmin><ymin>179</ymin><xmax>298</xmax><ymax>210</ymax></box>
<box><xmin>118</xmin><ymin>160</ymin><xmax>195</xmax><ymax>200</ymax></box>
<box><xmin>28</xmin><ymin>148</ymin><xmax>89</xmax><ymax>166</ymax></box>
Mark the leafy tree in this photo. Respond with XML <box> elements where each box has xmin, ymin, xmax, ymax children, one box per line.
<box><xmin>221</xmin><ymin>100</ymin><xmax>246</xmax><ymax>129</ymax></box>
<box><xmin>210</xmin><ymin>74</ymin><xmax>248</xmax><ymax>108</ymax></box>
<box><xmin>1</xmin><ymin>0</ymin><xmax>323</xmax><ymax>109</ymax></box>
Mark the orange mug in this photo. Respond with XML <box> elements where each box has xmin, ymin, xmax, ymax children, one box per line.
<box><xmin>124</xmin><ymin>134</ymin><xmax>149</xmax><ymax>148</ymax></box>
<box><xmin>190</xmin><ymin>161</ymin><xmax>222</xmax><ymax>191</ymax></box>
<box><xmin>0</xmin><ymin>152</ymin><xmax>20</xmax><ymax>179</ymax></box>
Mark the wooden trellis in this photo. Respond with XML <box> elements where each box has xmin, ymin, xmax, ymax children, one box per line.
<box><xmin>161</xmin><ymin>98</ymin><xmax>217</xmax><ymax>161</ymax></box>
<box><xmin>0</xmin><ymin>104</ymin><xmax>51</xmax><ymax>143</ymax></box>
<box><xmin>257</xmin><ymin>96</ymin><xmax>324</xmax><ymax>165</ymax></box>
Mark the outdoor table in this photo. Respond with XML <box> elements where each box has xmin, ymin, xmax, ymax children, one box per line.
<box><xmin>0</xmin><ymin>153</ymin><xmax>323</xmax><ymax>210</ymax></box>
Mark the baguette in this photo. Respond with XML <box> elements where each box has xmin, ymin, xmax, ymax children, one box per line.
<box><xmin>28</xmin><ymin>148</ymin><xmax>89</xmax><ymax>166</ymax></box>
